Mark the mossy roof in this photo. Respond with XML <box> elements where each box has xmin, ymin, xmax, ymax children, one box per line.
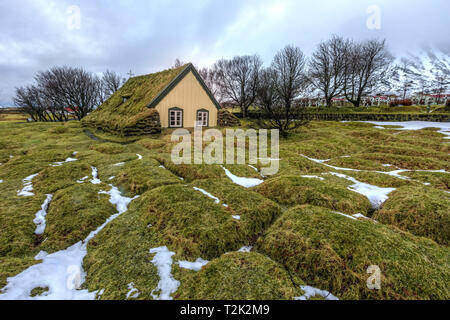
<box><xmin>82</xmin><ymin>63</ymin><xmax>220</xmax><ymax>132</ymax></box>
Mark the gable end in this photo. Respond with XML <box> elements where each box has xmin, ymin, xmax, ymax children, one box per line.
<box><xmin>147</xmin><ymin>63</ymin><xmax>221</xmax><ymax>110</ymax></box>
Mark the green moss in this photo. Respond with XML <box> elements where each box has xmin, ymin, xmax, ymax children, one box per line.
<box><xmin>374</xmin><ymin>186</ymin><xmax>450</xmax><ymax>245</ymax></box>
<box><xmin>256</xmin><ymin>175</ymin><xmax>371</xmax><ymax>214</ymax></box>
<box><xmin>89</xmin><ymin>143</ymin><xmax>125</xmax><ymax>154</ymax></box>
<box><xmin>82</xmin><ymin>65</ymin><xmax>188</xmax><ymax>133</ymax></box>
<box><xmin>114</xmin><ymin>158</ymin><xmax>182</xmax><ymax>195</ymax></box>
<box><xmin>33</xmin><ymin>162</ymin><xmax>93</xmax><ymax>194</ymax></box>
<box><xmin>83</xmin><ymin>182</ymin><xmax>281</xmax><ymax>299</ymax></box>
<box><xmin>256</xmin><ymin>205</ymin><xmax>450</xmax><ymax>300</ymax></box>
<box><xmin>39</xmin><ymin>183</ymin><xmax>117</xmax><ymax>253</ymax></box>
<box><xmin>177</xmin><ymin>252</ymin><xmax>303</xmax><ymax>300</ymax></box>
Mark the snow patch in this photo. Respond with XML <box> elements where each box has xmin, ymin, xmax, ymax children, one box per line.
<box><xmin>114</xmin><ymin>162</ymin><xmax>125</xmax><ymax>167</ymax></box>
<box><xmin>238</xmin><ymin>246</ymin><xmax>253</xmax><ymax>252</ymax></box>
<box><xmin>126</xmin><ymin>282</ymin><xmax>140</xmax><ymax>299</ymax></box>
<box><xmin>222</xmin><ymin>166</ymin><xmax>264</xmax><ymax>188</ymax></box>
<box><xmin>76</xmin><ymin>176</ymin><xmax>89</xmax><ymax>184</ymax></box>
<box><xmin>0</xmin><ymin>184</ymin><xmax>138</xmax><ymax>300</ymax></box>
<box><xmin>295</xmin><ymin>285</ymin><xmax>339</xmax><ymax>301</ymax></box>
<box><xmin>329</xmin><ymin>172</ymin><xmax>395</xmax><ymax>209</ymax></box>
<box><xmin>362</xmin><ymin>121</ymin><xmax>450</xmax><ymax>139</ymax></box>
<box><xmin>33</xmin><ymin>194</ymin><xmax>53</xmax><ymax>235</ymax></box>
<box><xmin>300</xmin><ymin>154</ymin><xmax>359</xmax><ymax>171</ymax></box>
<box><xmin>90</xmin><ymin>167</ymin><xmax>101</xmax><ymax>185</ymax></box>
<box><xmin>17</xmin><ymin>173</ymin><xmax>39</xmax><ymax>197</ymax></box>
<box><xmin>136</xmin><ymin>154</ymin><xmax>143</xmax><ymax>160</ymax></box>
<box><xmin>332</xmin><ymin>211</ymin><xmax>357</xmax><ymax>220</ymax></box>
<box><xmin>301</xmin><ymin>175</ymin><xmax>325</xmax><ymax>181</ymax></box>
<box><xmin>149</xmin><ymin>246</ymin><xmax>180</xmax><ymax>300</ymax></box>
<box><xmin>178</xmin><ymin>258</ymin><xmax>209</xmax><ymax>271</ymax></box>
<box><xmin>51</xmin><ymin>155</ymin><xmax>78</xmax><ymax>167</ymax></box>
<box><xmin>193</xmin><ymin>187</ymin><xmax>220</xmax><ymax>204</ymax></box>
<box><xmin>232</xmin><ymin>215</ymin><xmax>241</xmax><ymax>220</ymax></box>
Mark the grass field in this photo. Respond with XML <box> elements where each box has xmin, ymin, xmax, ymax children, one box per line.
<box><xmin>0</xmin><ymin>118</ymin><xmax>448</xmax><ymax>300</ymax></box>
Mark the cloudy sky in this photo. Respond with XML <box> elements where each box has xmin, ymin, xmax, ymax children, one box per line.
<box><xmin>0</xmin><ymin>0</ymin><xmax>449</xmax><ymax>106</ymax></box>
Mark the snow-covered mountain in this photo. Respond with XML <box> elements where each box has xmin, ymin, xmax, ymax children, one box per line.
<box><xmin>390</xmin><ymin>47</ymin><xmax>450</xmax><ymax>96</ymax></box>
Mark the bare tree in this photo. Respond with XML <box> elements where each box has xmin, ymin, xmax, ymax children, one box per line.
<box><xmin>272</xmin><ymin>45</ymin><xmax>308</xmax><ymax>112</ymax></box>
<box><xmin>214</xmin><ymin>55</ymin><xmax>262</xmax><ymax>118</ymax></box>
<box><xmin>307</xmin><ymin>35</ymin><xmax>350</xmax><ymax>107</ymax></box>
<box><xmin>256</xmin><ymin>46</ymin><xmax>309</xmax><ymax>136</ymax></box>
<box><xmin>36</xmin><ymin>66</ymin><xmax>102</xmax><ymax>120</ymax></box>
<box><xmin>343</xmin><ymin>39</ymin><xmax>394</xmax><ymax>107</ymax></box>
<box><xmin>172</xmin><ymin>58</ymin><xmax>185</xmax><ymax>69</ymax></box>
<box><xmin>101</xmin><ymin>70</ymin><xmax>125</xmax><ymax>102</ymax></box>
<box><xmin>198</xmin><ymin>66</ymin><xmax>222</xmax><ymax>102</ymax></box>
<box><xmin>13</xmin><ymin>86</ymin><xmax>50</xmax><ymax>121</ymax></box>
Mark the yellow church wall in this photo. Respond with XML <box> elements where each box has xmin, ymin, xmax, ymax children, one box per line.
<box><xmin>155</xmin><ymin>70</ymin><xmax>218</xmax><ymax>128</ymax></box>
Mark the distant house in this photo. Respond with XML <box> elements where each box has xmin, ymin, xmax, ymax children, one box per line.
<box><xmin>83</xmin><ymin>63</ymin><xmax>221</xmax><ymax>135</ymax></box>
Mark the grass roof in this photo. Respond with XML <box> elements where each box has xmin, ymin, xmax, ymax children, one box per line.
<box><xmin>82</xmin><ymin>64</ymin><xmax>189</xmax><ymax>132</ymax></box>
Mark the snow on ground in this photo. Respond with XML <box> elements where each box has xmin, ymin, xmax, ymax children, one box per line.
<box><xmin>33</xmin><ymin>194</ymin><xmax>53</xmax><ymax>235</ymax></box>
<box><xmin>332</xmin><ymin>211</ymin><xmax>357</xmax><ymax>220</ymax></box>
<box><xmin>177</xmin><ymin>258</ymin><xmax>209</xmax><ymax>271</ymax></box>
<box><xmin>238</xmin><ymin>246</ymin><xmax>253</xmax><ymax>252</ymax></box>
<box><xmin>149</xmin><ymin>246</ymin><xmax>180</xmax><ymax>300</ymax></box>
<box><xmin>301</xmin><ymin>175</ymin><xmax>325</xmax><ymax>181</ymax></box>
<box><xmin>301</xmin><ymin>154</ymin><xmax>448</xmax><ymax>181</ymax></box>
<box><xmin>126</xmin><ymin>282</ymin><xmax>140</xmax><ymax>299</ymax></box>
<box><xmin>136</xmin><ymin>154</ymin><xmax>143</xmax><ymax>160</ymax></box>
<box><xmin>294</xmin><ymin>285</ymin><xmax>339</xmax><ymax>300</ymax></box>
<box><xmin>353</xmin><ymin>213</ymin><xmax>378</xmax><ymax>222</ymax></box>
<box><xmin>17</xmin><ymin>173</ymin><xmax>39</xmax><ymax>197</ymax></box>
<box><xmin>232</xmin><ymin>215</ymin><xmax>241</xmax><ymax>220</ymax></box>
<box><xmin>76</xmin><ymin>176</ymin><xmax>89</xmax><ymax>184</ymax></box>
<box><xmin>0</xmin><ymin>184</ymin><xmax>139</xmax><ymax>300</ymax></box>
<box><xmin>329</xmin><ymin>172</ymin><xmax>395</xmax><ymax>209</ymax></box>
<box><xmin>193</xmin><ymin>187</ymin><xmax>220</xmax><ymax>204</ymax></box>
<box><xmin>361</xmin><ymin>121</ymin><xmax>450</xmax><ymax>139</ymax></box>
<box><xmin>51</xmin><ymin>153</ymin><xmax>78</xmax><ymax>167</ymax></box>
<box><xmin>300</xmin><ymin>154</ymin><xmax>359</xmax><ymax>172</ymax></box>
<box><xmin>90</xmin><ymin>167</ymin><xmax>101</xmax><ymax>185</ymax></box>
<box><xmin>114</xmin><ymin>162</ymin><xmax>125</xmax><ymax>167</ymax></box>
<box><xmin>221</xmin><ymin>166</ymin><xmax>264</xmax><ymax>188</ymax></box>
<box><xmin>0</xmin><ymin>179</ymin><xmax>3</xmax><ymax>183</ymax></box>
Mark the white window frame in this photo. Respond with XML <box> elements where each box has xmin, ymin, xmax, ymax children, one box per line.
<box><xmin>196</xmin><ymin>110</ymin><xmax>209</xmax><ymax>127</ymax></box>
<box><xmin>169</xmin><ymin>109</ymin><xmax>183</xmax><ymax>128</ymax></box>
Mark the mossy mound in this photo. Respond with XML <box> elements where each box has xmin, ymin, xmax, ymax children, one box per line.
<box><xmin>89</xmin><ymin>143</ymin><xmax>125</xmax><ymax>154</ymax></box>
<box><xmin>83</xmin><ymin>182</ymin><xmax>281</xmax><ymax>298</ymax></box>
<box><xmin>177</xmin><ymin>252</ymin><xmax>302</xmax><ymax>300</ymax></box>
<box><xmin>136</xmin><ymin>138</ymin><xmax>166</xmax><ymax>150</ymax></box>
<box><xmin>256</xmin><ymin>175</ymin><xmax>371</xmax><ymax>214</ymax></box>
<box><xmin>256</xmin><ymin>205</ymin><xmax>450</xmax><ymax>300</ymax></box>
<box><xmin>113</xmin><ymin>158</ymin><xmax>182</xmax><ymax>195</ymax></box>
<box><xmin>374</xmin><ymin>186</ymin><xmax>450</xmax><ymax>245</ymax></box>
<box><xmin>133</xmin><ymin>183</ymin><xmax>280</xmax><ymax>259</ymax></box>
<box><xmin>191</xmin><ymin>179</ymin><xmax>281</xmax><ymax>239</ymax></box>
<box><xmin>33</xmin><ymin>162</ymin><xmax>93</xmax><ymax>194</ymax></box>
<box><xmin>39</xmin><ymin>183</ymin><xmax>117</xmax><ymax>253</ymax></box>
<box><xmin>404</xmin><ymin>171</ymin><xmax>450</xmax><ymax>191</ymax></box>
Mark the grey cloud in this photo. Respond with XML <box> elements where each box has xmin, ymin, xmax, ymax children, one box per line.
<box><xmin>0</xmin><ymin>0</ymin><xmax>448</xmax><ymax>105</ymax></box>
